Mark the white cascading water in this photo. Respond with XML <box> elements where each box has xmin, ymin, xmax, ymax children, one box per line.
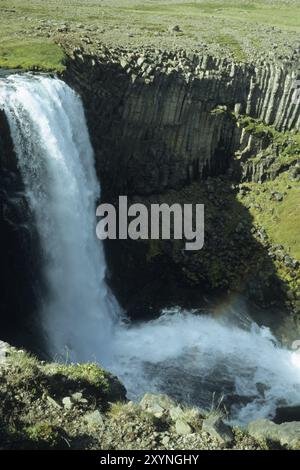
<box><xmin>0</xmin><ymin>74</ymin><xmax>119</xmax><ymax>362</ymax></box>
<box><xmin>1</xmin><ymin>74</ymin><xmax>300</xmax><ymax>425</ymax></box>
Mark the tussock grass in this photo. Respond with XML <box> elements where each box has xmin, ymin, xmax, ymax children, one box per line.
<box><xmin>0</xmin><ymin>1</ymin><xmax>299</xmax><ymax>69</ymax></box>
<box><xmin>0</xmin><ymin>40</ymin><xmax>65</xmax><ymax>72</ymax></box>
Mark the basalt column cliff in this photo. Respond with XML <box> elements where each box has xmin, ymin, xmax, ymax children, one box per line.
<box><xmin>64</xmin><ymin>47</ymin><xmax>300</xmax><ymax>327</ymax></box>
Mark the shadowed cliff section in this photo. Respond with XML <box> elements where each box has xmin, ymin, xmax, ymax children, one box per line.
<box><xmin>104</xmin><ymin>177</ymin><xmax>288</xmax><ymax>324</ymax></box>
<box><xmin>0</xmin><ymin>108</ymin><xmax>43</xmax><ymax>351</ymax></box>
<box><xmin>65</xmin><ymin>50</ymin><xmax>249</xmax><ymax>196</ymax></box>
<box><xmin>64</xmin><ymin>47</ymin><xmax>299</xmax><ymax>198</ymax></box>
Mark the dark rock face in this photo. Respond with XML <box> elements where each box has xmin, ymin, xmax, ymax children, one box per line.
<box><xmin>104</xmin><ymin>180</ymin><xmax>287</xmax><ymax>318</ymax></box>
<box><xmin>0</xmin><ymin>109</ymin><xmax>43</xmax><ymax>350</ymax></box>
<box><xmin>63</xmin><ymin>50</ymin><xmax>298</xmax><ymax>318</ymax></box>
<box><xmin>274</xmin><ymin>406</ymin><xmax>300</xmax><ymax>424</ymax></box>
<box><xmin>64</xmin><ymin>54</ymin><xmax>243</xmax><ymax>196</ymax></box>
<box><xmin>64</xmin><ymin>49</ymin><xmax>300</xmax><ymax>199</ymax></box>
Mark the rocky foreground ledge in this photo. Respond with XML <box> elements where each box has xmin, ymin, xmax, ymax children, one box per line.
<box><xmin>0</xmin><ymin>340</ymin><xmax>299</xmax><ymax>450</ymax></box>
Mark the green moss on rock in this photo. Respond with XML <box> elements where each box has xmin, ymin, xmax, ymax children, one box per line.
<box><xmin>24</xmin><ymin>422</ymin><xmax>63</xmax><ymax>449</ymax></box>
<box><xmin>52</xmin><ymin>363</ymin><xmax>110</xmax><ymax>392</ymax></box>
<box><xmin>0</xmin><ymin>40</ymin><xmax>66</xmax><ymax>72</ymax></box>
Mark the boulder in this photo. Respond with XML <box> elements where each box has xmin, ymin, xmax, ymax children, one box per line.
<box><xmin>169</xmin><ymin>25</ymin><xmax>182</xmax><ymax>33</ymax></box>
<box><xmin>271</xmin><ymin>191</ymin><xmax>283</xmax><ymax>202</ymax></box>
<box><xmin>274</xmin><ymin>405</ymin><xmax>300</xmax><ymax>424</ymax></box>
<box><xmin>137</xmin><ymin>56</ymin><xmax>145</xmax><ymax>67</ymax></box>
<box><xmin>62</xmin><ymin>396</ymin><xmax>73</xmax><ymax>410</ymax></box>
<box><xmin>175</xmin><ymin>419</ymin><xmax>193</xmax><ymax>436</ymax></box>
<box><xmin>46</xmin><ymin>396</ymin><xmax>61</xmax><ymax>409</ymax></box>
<box><xmin>161</xmin><ymin>434</ymin><xmax>170</xmax><ymax>446</ymax></box>
<box><xmin>140</xmin><ymin>393</ymin><xmax>176</xmax><ymax>418</ymax></box>
<box><xmin>248</xmin><ymin>419</ymin><xmax>300</xmax><ymax>449</ymax></box>
<box><xmin>169</xmin><ymin>405</ymin><xmax>185</xmax><ymax>421</ymax></box>
<box><xmin>71</xmin><ymin>391</ymin><xmax>88</xmax><ymax>404</ymax></box>
<box><xmin>84</xmin><ymin>410</ymin><xmax>104</xmax><ymax>428</ymax></box>
<box><xmin>0</xmin><ymin>341</ymin><xmax>10</xmax><ymax>364</ymax></box>
<box><xmin>202</xmin><ymin>414</ymin><xmax>233</xmax><ymax>445</ymax></box>
<box><xmin>289</xmin><ymin>166</ymin><xmax>300</xmax><ymax>182</ymax></box>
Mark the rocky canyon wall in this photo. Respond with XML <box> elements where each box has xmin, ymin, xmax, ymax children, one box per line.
<box><xmin>62</xmin><ymin>48</ymin><xmax>300</xmax><ymax>320</ymax></box>
<box><xmin>0</xmin><ymin>49</ymin><xmax>299</xmax><ymax>334</ymax></box>
<box><xmin>0</xmin><ymin>109</ymin><xmax>42</xmax><ymax>349</ymax></box>
<box><xmin>64</xmin><ymin>47</ymin><xmax>300</xmax><ymax>197</ymax></box>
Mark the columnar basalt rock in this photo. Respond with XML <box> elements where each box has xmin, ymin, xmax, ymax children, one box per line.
<box><xmin>64</xmin><ymin>46</ymin><xmax>300</xmax><ymax>197</ymax></box>
<box><xmin>61</xmin><ymin>47</ymin><xmax>300</xmax><ymax>318</ymax></box>
<box><xmin>246</xmin><ymin>62</ymin><xmax>300</xmax><ymax>130</ymax></box>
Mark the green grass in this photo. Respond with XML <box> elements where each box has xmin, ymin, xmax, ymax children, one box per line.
<box><xmin>236</xmin><ymin>115</ymin><xmax>300</xmax><ymax>262</ymax></box>
<box><xmin>238</xmin><ymin>171</ymin><xmax>300</xmax><ymax>297</ymax></box>
<box><xmin>126</xmin><ymin>1</ymin><xmax>258</xmax><ymax>13</ymax></box>
<box><xmin>241</xmin><ymin>175</ymin><xmax>300</xmax><ymax>261</ymax></box>
<box><xmin>124</xmin><ymin>1</ymin><xmax>300</xmax><ymax>29</ymax></box>
<box><xmin>267</xmin><ymin>186</ymin><xmax>300</xmax><ymax>260</ymax></box>
<box><xmin>237</xmin><ymin>115</ymin><xmax>300</xmax><ymax>154</ymax></box>
<box><xmin>0</xmin><ymin>1</ymin><xmax>299</xmax><ymax>69</ymax></box>
<box><xmin>0</xmin><ymin>40</ymin><xmax>65</xmax><ymax>72</ymax></box>
<box><xmin>214</xmin><ymin>33</ymin><xmax>247</xmax><ymax>61</ymax></box>
<box><xmin>25</xmin><ymin>422</ymin><xmax>61</xmax><ymax>449</ymax></box>
<box><xmin>51</xmin><ymin>362</ymin><xmax>110</xmax><ymax>392</ymax></box>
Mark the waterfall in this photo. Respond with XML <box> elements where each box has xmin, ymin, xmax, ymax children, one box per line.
<box><xmin>0</xmin><ymin>74</ymin><xmax>119</xmax><ymax>362</ymax></box>
<box><xmin>1</xmin><ymin>73</ymin><xmax>300</xmax><ymax>425</ymax></box>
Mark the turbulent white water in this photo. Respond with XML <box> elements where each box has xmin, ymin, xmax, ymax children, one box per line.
<box><xmin>1</xmin><ymin>74</ymin><xmax>300</xmax><ymax>425</ymax></box>
<box><xmin>109</xmin><ymin>309</ymin><xmax>300</xmax><ymax>424</ymax></box>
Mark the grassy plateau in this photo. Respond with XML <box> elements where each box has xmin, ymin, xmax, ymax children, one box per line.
<box><xmin>0</xmin><ymin>1</ymin><xmax>300</xmax><ymax>71</ymax></box>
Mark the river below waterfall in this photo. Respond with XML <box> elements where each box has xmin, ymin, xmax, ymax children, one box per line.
<box><xmin>1</xmin><ymin>74</ymin><xmax>300</xmax><ymax>426</ymax></box>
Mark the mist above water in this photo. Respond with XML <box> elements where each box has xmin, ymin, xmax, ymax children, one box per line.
<box><xmin>109</xmin><ymin>308</ymin><xmax>300</xmax><ymax>424</ymax></box>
